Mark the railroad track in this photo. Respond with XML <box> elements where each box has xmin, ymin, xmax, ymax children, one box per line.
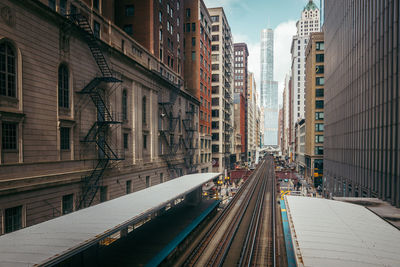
<box><xmin>182</xmin><ymin>157</ymin><xmax>276</xmax><ymax>267</ymax></box>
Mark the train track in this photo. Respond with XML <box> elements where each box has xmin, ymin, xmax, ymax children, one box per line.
<box><xmin>182</xmin><ymin>157</ymin><xmax>276</xmax><ymax>267</ymax></box>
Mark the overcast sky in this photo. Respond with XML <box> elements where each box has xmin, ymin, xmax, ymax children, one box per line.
<box><xmin>204</xmin><ymin>0</ymin><xmax>320</xmax><ymax>105</ymax></box>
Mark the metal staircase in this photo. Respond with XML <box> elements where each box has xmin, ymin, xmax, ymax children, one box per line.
<box><xmin>181</xmin><ymin>106</ymin><xmax>198</xmax><ymax>174</ymax></box>
<box><xmin>159</xmin><ymin>91</ymin><xmax>182</xmax><ymax>178</ymax></box>
<box><xmin>64</xmin><ymin>13</ymin><xmax>123</xmax><ymax>208</ymax></box>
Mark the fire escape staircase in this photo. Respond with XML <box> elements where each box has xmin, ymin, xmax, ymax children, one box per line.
<box><xmin>64</xmin><ymin>13</ymin><xmax>123</xmax><ymax>209</ymax></box>
<box><xmin>181</xmin><ymin>108</ymin><xmax>198</xmax><ymax>174</ymax></box>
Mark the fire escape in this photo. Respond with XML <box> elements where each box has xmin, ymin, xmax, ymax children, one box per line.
<box><xmin>64</xmin><ymin>14</ymin><xmax>123</xmax><ymax>208</ymax></box>
<box><xmin>159</xmin><ymin>91</ymin><xmax>181</xmax><ymax>178</ymax></box>
<box><xmin>181</xmin><ymin>104</ymin><xmax>198</xmax><ymax>174</ymax></box>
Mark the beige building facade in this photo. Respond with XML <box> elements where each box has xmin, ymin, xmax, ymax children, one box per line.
<box><xmin>0</xmin><ymin>0</ymin><xmax>198</xmax><ymax>234</ymax></box>
<box><xmin>305</xmin><ymin>32</ymin><xmax>324</xmax><ymax>187</ymax></box>
<box><xmin>209</xmin><ymin>7</ymin><xmax>233</xmax><ymax>173</ymax></box>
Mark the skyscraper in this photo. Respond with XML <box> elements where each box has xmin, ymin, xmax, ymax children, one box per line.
<box><xmin>260</xmin><ymin>29</ymin><xmax>278</xmax><ymax>146</ymax></box>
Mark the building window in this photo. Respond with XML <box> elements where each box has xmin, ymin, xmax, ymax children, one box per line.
<box><xmin>315</xmin><ymin>146</ymin><xmax>324</xmax><ymax>155</ymax></box>
<box><xmin>316</xmin><ymin>42</ymin><xmax>324</xmax><ymax>50</ymax></box>
<box><xmin>60</xmin><ymin>127</ymin><xmax>70</xmax><ymax>150</ymax></box>
<box><xmin>126</xmin><ymin>180</ymin><xmax>132</xmax><ymax>194</ymax></box>
<box><xmin>60</xmin><ymin>0</ymin><xmax>67</xmax><ymax>15</ymax></box>
<box><xmin>143</xmin><ymin>134</ymin><xmax>147</xmax><ymax>149</ymax></box>
<box><xmin>186</xmin><ymin>23</ymin><xmax>190</xmax><ymax>32</ymax></box>
<box><xmin>142</xmin><ymin>96</ymin><xmax>146</xmax><ymax>124</ymax></box>
<box><xmin>316</xmin><ymin>77</ymin><xmax>324</xmax><ymax>86</ymax></box>
<box><xmin>315</xmin><ymin>100</ymin><xmax>324</xmax><ymax>109</ymax></box>
<box><xmin>2</xmin><ymin>122</ymin><xmax>17</xmax><ymax>150</ymax></box>
<box><xmin>123</xmin><ymin>25</ymin><xmax>133</xmax><ymax>35</ymax></box>
<box><xmin>192</xmin><ymin>23</ymin><xmax>196</xmax><ymax>32</ymax></box>
<box><xmin>48</xmin><ymin>0</ymin><xmax>56</xmax><ymax>10</ymax></box>
<box><xmin>0</xmin><ymin>42</ymin><xmax>16</xmax><ymax>98</ymax></box>
<box><xmin>93</xmin><ymin>0</ymin><xmax>100</xmax><ymax>10</ymax></box>
<box><xmin>186</xmin><ymin>8</ymin><xmax>190</xmax><ymax>17</ymax></box>
<box><xmin>212</xmin><ymin>25</ymin><xmax>219</xmax><ymax>32</ymax></box>
<box><xmin>315</xmin><ymin>112</ymin><xmax>324</xmax><ymax>120</ymax></box>
<box><xmin>146</xmin><ymin>176</ymin><xmax>150</xmax><ymax>188</ymax></box>
<box><xmin>160</xmin><ymin>173</ymin><xmax>164</xmax><ymax>183</ymax></box>
<box><xmin>211</xmin><ymin>15</ymin><xmax>219</xmax><ymax>22</ymax></box>
<box><xmin>316</xmin><ymin>54</ymin><xmax>324</xmax><ymax>62</ymax></box>
<box><xmin>191</xmin><ymin>51</ymin><xmax>196</xmax><ymax>60</ymax></box>
<box><xmin>100</xmin><ymin>186</ymin><xmax>108</xmax><ymax>202</ymax></box>
<box><xmin>121</xmin><ymin>90</ymin><xmax>128</xmax><ymax>121</ymax></box>
<box><xmin>93</xmin><ymin>21</ymin><xmax>100</xmax><ymax>38</ymax></box>
<box><xmin>126</xmin><ymin>5</ymin><xmax>134</xmax><ymax>16</ymax></box>
<box><xmin>192</xmin><ymin>37</ymin><xmax>196</xmax><ymax>46</ymax></box>
<box><xmin>315</xmin><ymin>135</ymin><xmax>324</xmax><ymax>143</ymax></box>
<box><xmin>315</xmin><ymin>123</ymin><xmax>324</xmax><ymax>132</ymax></box>
<box><xmin>316</xmin><ymin>65</ymin><xmax>324</xmax><ymax>74</ymax></box>
<box><xmin>316</xmin><ymin>88</ymin><xmax>324</xmax><ymax>97</ymax></box>
<box><xmin>58</xmin><ymin>64</ymin><xmax>69</xmax><ymax>108</ymax></box>
<box><xmin>123</xmin><ymin>133</ymin><xmax>128</xmax><ymax>149</ymax></box>
<box><xmin>5</xmin><ymin>206</ymin><xmax>22</xmax><ymax>233</ymax></box>
<box><xmin>62</xmin><ymin>194</ymin><xmax>73</xmax><ymax>215</ymax></box>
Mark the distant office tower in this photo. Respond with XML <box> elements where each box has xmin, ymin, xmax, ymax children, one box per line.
<box><xmin>290</xmin><ymin>0</ymin><xmax>320</xmax><ymax>170</ymax></box>
<box><xmin>260</xmin><ymin>28</ymin><xmax>278</xmax><ymax>146</ymax></box>
<box><xmin>324</xmin><ymin>0</ymin><xmax>400</xmax><ymax>207</ymax></box>
<box><xmin>290</xmin><ymin>0</ymin><xmax>320</xmax><ymax>127</ymax></box>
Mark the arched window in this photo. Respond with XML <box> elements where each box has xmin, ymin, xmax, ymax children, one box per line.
<box><xmin>142</xmin><ymin>96</ymin><xmax>146</xmax><ymax>124</ymax></box>
<box><xmin>122</xmin><ymin>89</ymin><xmax>127</xmax><ymax>120</ymax></box>
<box><xmin>0</xmin><ymin>42</ymin><xmax>16</xmax><ymax>98</ymax></box>
<box><xmin>58</xmin><ymin>64</ymin><xmax>69</xmax><ymax>108</ymax></box>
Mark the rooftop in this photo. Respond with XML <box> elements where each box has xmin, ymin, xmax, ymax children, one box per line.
<box><xmin>303</xmin><ymin>0</ymin><xmax>318</xmax><ymax>11</ymax></box>
<box><xmin>285</xmin><ymin>196</ymin><xmax>400</xmax><ymax>267</ymax></box>
<box><xmin>0</xmin><ymin>172</ymin><xmax>221</xmax><ymax>267</ymax></box>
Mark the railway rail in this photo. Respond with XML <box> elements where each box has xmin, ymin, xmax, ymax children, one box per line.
<box><xmin>182</xmin><ymin>157</ymin><xmax>276</xmax><ymax>267</ymax></box>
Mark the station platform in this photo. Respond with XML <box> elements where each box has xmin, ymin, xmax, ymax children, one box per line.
<box><xmin>282</xmin><ymin>196</ymin><xmax>400</xmax><ymax>267</ymax></box>
<box><xmin>96</xmin><ymin>199</ymin><xmax>219</xmax><ymax>266</ymax></box>
<box><xmin>0</xmin><ymin>173</ymin><xmax>221</xmax><ymax>267</ymax></box>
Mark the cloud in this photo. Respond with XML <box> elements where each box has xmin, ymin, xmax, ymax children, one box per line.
<box><xmin>273</xmin><ymin>20</ymin><xmax>297</xmax><ymax>105</ymax></box>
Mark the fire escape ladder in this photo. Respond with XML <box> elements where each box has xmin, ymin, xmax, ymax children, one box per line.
<box><xmin>65</xmin><ymin>13</ymin><xmax>123</xmax><ymax>208</ymax></box>
<box><xmin>66</xmin><ymin>13</ymin><xmax>113</xmax><ymax>78</ymax></box>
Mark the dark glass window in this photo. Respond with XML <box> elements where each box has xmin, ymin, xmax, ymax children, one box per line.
<box><xmin>316</xmin><ymin>54</ymin><xmax>324</xmax><ymax>62</ymax></box>
<box><xmin>126</xmin><ymin>5</ymin><xmax>134</xmax><ymax>16</ymax></box>
<box><xmin>212</xmin><ymin>35</ymin><xmax>219</xmax><ymax>41</ymax></box>
<box><xmin>143</xmin><ymin>134</ymin><xmax>147</xmax><ymax>149</ymax></box>
<box><xmin>316</xmin><ymin>65</ymin><xmax>324</xmax><ymax>74</ymax></box>
<box><xmin>146</xmin><ymin>176</ymin><xmax>150</xmax><ymax>187</ymax></box>
<box><xmin>5</xmin><ymin>206</ymin><xmax>22</xmax><ymax>233</ymax></box>
<box><xmin>60</xmin><ymin>0</ymin><xmax>67</xmax><ymax>15</ymax></box>
<box><xmin>62</xmin><ymin>194</ymin><xmax>73</xmax><ymax>215</ymax></box>
<box><xmin>211</xmin><ymin>16</ymin><xmax>219</xmax><ymax>22</ymax></box>
<box><xmin>126</xmin><ymin>180</ymin><xmax>132</xmax><ymax>194</ymax></box>
<box><xmin>142</xmin><ymin>96</ymin><xmax>146</xmax><ymax>124</ymax></box>
<box><xmin>211</xmin><ymin>109</ymin><xmax>219</xmax><ymax>117</ymax></box>
<box><xmin>122</xmin><ymin>90</ymin><xmax>127</xmax><ymax>120</ymax></box>
<box><xmin>316</xmin><ymin>88</ymin><xmax>324</xmax><ymax>97</ymax></box>
<box><xmin>212</xmin><ymin>133</ymin><xmax>219</xmax><ymax>140</ymax></box>
<box><xmin>212</xmin><ymin>145</ymin><xmax>219</xmax><ymax>152</ymax></box>
<box><xmin>192</xmin><ymin>23</ymin><xmax>196</xmax><ymax>32</ymax></box>
<box><xmin>192</xmin><ymin>37</ymin><xmax>196</xmax><ymax>46</ymax></box>
<box><xmin>186</xmin><ymin>8</ymin><xmax>190</xmax><ymax>17</ymax></box>
<box><xmin>93</xmin><ymin>21</ymin><xmax>100</xmax><ymax>38</ymax></box>
<box><xmin>316</xmin><ymin>77</ymin><xmax>324</xmax><ymax>85</ymax></box>
<box><xmin>315</xmin><ymin>146</ymin><xmax>324</xmax><ymax>155</ymax></box>
<box><xmin>58</xmin><ymin>64</ymin><xmax>69</xmax><ymax>108</ymax></box>
<box><xmin>100</xmin><ymin>186</ymin><xmax>108</xmax><ymax>202</ymax></box>
<box><xmin>212</xmin><ymin>25</ymin><xmax>219</xmax><ymax>32</ymax></box>
<box><xmin>211</xmin><ymin>121</ymin><xmax>219</xmax><ymax>129</ymax></box>
<box><xmin>60</xmin><ymin>127</ymin><xmax>70</xmax><ymax>150</ymax></box>
<box><xmin>48</xmin><ymin>0</ymin><xmax>56</xmax><ymax>10</ymax></box>
<box><xmin>123</xmin><ymin>133</ymin><xmax>128</xmax><ymax>149</ymax></box>
<box><xmin>0</xmin><ymin>42</ymin><xmax>16</xmax><ymax>98</ymax></box>
<box><xmin>123</xmin><ymin>25</ymin><xmax>133</xmax><ymax>35</ymax></box>
<box><xmin>93</xmin><ymin>0</ymin><xmax>99</xmax><ymax>9</ymax></box>
<box><xmin>2</xmin><ymin>122</ymin><xmax>17</xmax><ymax>150</ymax></box>
<box><xmin>316</xmin><ymin>100</ymin><xmax>324</xmax><ymax>109</ymax></box>
<box><xmin>186</xmin><ymin>23</ymin><xmax>190</xmax><ymax>32</ymax></box>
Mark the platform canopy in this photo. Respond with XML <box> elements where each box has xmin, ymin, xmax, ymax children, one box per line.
<box><xmin>285</xmin><ymin>196</ymin><xmax>400</xmax><ymax>267</ymax></box>
<box><xmin>0</xmin><ymin>172</ymin><xmax>221</xmax><ymax>267</ymax></box>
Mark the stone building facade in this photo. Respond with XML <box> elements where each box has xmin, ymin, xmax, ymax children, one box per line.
<box><xmin>0</xmin><ymin>0</ymin><xmax>198</xmax><ymax>234</ymax></box>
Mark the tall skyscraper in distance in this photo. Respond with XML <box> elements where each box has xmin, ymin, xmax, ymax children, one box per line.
<box><xmin>260</xmin><ymin>28</ymin><xmax>278</xmax><ymax>146</ymax></box>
